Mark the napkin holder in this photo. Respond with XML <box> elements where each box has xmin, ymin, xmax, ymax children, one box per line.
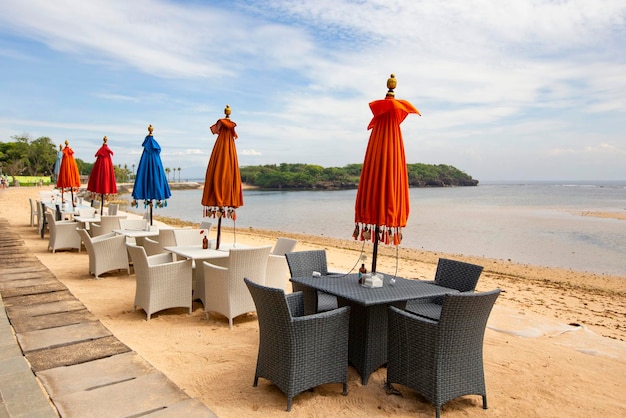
<box><xmin>362</xmin><ymin>273</ymin><xmax>383</xmax><ymax>288</ymax></box>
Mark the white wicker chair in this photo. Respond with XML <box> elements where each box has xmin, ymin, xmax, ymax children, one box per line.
<box><xmin>90</xmin><ymin>215</ymin><xmax>127</xmax><ymax>237</ymax></box>
<box><xmin>265</xmin><ymin>238</ymin><xmax>298</xmax><ymax>291</ymax></box>
<box><xmin>28</xmin><ymin>197</ymin><xmax>37</xmax><ymax>227</ymax></box>
<box><xmin>107</xmin><ymin>203</ymin><xmax>119</xmax><ymax>215</ymax></box>
<box><xmin>45</xmin><ymin>212</ymin><xmax>81</xmax><ymax>253</ymax></box>
<box><xmin>126</xmin><ymin>244</ymin><xmax>193</xmax><ymax>320</ymax></box>
<box><xmin>77</xmin><ymin>229</ymin><xmax>130</xmax><ymax>279</ymax></box>
<box><xmin>202</xmin><ymin>245</ymin><xmax>272</xmax><ymax>328</ymax></box>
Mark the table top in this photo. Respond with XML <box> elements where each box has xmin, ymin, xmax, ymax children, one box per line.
<box><xmin>290</xmin><ymin>273</ymin><xmax>457</xmax><ymax>307</ymax></box>
<box><xmin>163</xmin><ymin>243</ymin><xmax>248</xmax><ymax>260</ymax></box>
<box><xmin>74</xmin><ymin>214</ymin><xmax>101</xmax><ymax>222</ymax></box>
<box><xmin>112</xmin><ymin>228</ymin><xmax>159</xmax><ymax>238</ymax></box>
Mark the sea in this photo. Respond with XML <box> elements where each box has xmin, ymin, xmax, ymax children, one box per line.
<box><xmin>123</xmin><ymin>181</ymin><xmax>626</xmax><ymax>277</ymax></box>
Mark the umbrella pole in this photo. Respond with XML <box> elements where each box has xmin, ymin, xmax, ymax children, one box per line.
<box><xmin>216</xmin><ymin>217</ymin><xmax>222</xmax><ymax>250</ymax></box>
<box><xmin>371</xmin><ymin>226</ymin><xmax>379</xmax><ymax>273</ymax></box>
<box><xmin>150</xmin><ymin>204</ymin><xmax>153</xmax><ymax>226</ymax></box>
<box><xmin>71</xmin><ymin>189</ymin><xmax>75</xmax><ymax>207</ymax></box>
<box><xmin>100</xmin><ymin>194</ymin><xmax>104</xmax><ymax>215</ymax></box>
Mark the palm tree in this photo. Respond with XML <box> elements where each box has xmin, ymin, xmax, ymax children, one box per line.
<box><xmin>177</xmin><ymin>167</ymin><xmax>181</xmax><ymax>182</ymax></box>
<box><xmin>165</xmin><ymin>167</ymin><xmax>171</xmax><ymax>181</ymax></box>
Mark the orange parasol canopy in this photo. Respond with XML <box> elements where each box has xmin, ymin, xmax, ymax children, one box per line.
<box><xmin>201</xmin><ymin>105</ymin><xmax>243</xmax><ymax>249</ymax></box>
<box><xmin>354</xmin><ymin>74</ymin><xmax>420</xmax><ymax>272</ymax></box>
<box><xmin>56</xmin><ymin>140</ymin><xmax>81</xmax><ymax>204</ymax></box>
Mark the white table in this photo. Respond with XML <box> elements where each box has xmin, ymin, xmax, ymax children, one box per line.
<box><xmin>163</xmin><ymin>243</ymin><xmax>248</xmax><ymax>305</ymax></box>
<box><xmin>112</xmin><ymin>228</ymin><xmax>160</xmax><ymax>238</ymax></box>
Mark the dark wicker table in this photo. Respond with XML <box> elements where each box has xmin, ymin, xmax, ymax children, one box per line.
<box><xmin>290</xmin><ymin>273</ymin><xmax>457</xmax><ymax>384</ymax></box>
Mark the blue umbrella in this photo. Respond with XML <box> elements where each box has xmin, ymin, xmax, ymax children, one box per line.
<box><xmin>131</xmin><ymin>124</ymin><xmax>171</xmax><ymax>225</ymax></box>
<box><xmin>53</xmin><ymin>144</ymin><xmax>63</xmax><ymax>181</ymax></box>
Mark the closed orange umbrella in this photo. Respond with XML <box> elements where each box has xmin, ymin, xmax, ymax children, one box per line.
<box><xmin>354</xmin><ymin>74</ymin><xmax>420</xmax><ymax>273</ymax></box>
<box><xmin>56</xmin><ymin>139</ymin><xmax>81</xmax><ymax>206</ymax></box>
<box><xmin>201</xmin><ymin>104</ymin><xmax>243</xmax><ymax>249</ymax></box>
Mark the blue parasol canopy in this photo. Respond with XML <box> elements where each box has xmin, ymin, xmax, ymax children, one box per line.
<box><xmin>53</xmin><ymin>144</ymin><xmax>63</xmax><ymax>179</ymax></box>
<box><xmin>132</xmin><ymin>125</ymin><xmax>171</xmax><ymax>223</ymax></box>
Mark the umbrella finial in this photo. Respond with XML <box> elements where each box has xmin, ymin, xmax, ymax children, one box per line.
<box><xmin>103</xmin><ymin>135</ymin><xmax>108</xmax><ymax>144</ymax></box>
<box><xmin>386</xmin><ymin>74</ymin><xmax>396</xmax><ymax>97</ymax></box>
<box><xmin>148</xmin><ymin>124</ymin><xmax>154</xmax><ymax>135</ymax></box>
<box><xmin>224</xmin><ymin>104</ymin><xmax>231</xmax><ymax>118</ymax></box>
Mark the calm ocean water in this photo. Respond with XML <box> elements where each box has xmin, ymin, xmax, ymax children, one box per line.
<box><xmin>124</xmin><ymin>181</ymin><xmax>626</xmax><ymax>276</ymax></box>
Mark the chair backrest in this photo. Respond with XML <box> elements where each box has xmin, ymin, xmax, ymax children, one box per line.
<box><xmin>126</xmin><ymin>244</ymin><xmax>150</xmax><ymax>273</ymax></box>
<box><xmin>226</xmin><ymin>246</ymin><xmax>272</xmax><ymax>284</ymax></box>
<box><xmin>434</xmin><ymin>258</ymin><xmax>484</xmax><ymax>292</ymax></box>
<box><xmin>107</xmin><ymin>203</ymin><xmax>119</xmax><ymax>215</ymax></box>
<box><xmin>119</xmin><ymin>218</ymin><xmax>148</xmax><ymax>231</ymax></box>
<box><xmin>271</xmin><ymin>238</ymin><xmax>298</xmax><ymax>255</ymax></box>
<box><xmin>199</xmin><ymin>221</ymin><xmax>213</xmax><ymax>235</ymax></box>
<box><xmin>245</xmin><ymin>278</ymin><xmax>292</xmax><ymax>327</ymax></box>
<box><xmin>93</xmin><ymin>215</ymin><xmax>127</xmax><ymax>235</ymax></box>
<box><xmin>78</xmin><ymin>207</ymin><xmax>97</xmax><ymax>218</ymax></box>
<box><xmin>77</xmin><ymin>228</ymin><xmax>94</xmax><ymax>252</ymax></box>
<box><xmin>92</xmin><ymin>200</ymin><xmax>101</xmax><ymax>209</ymax></box>
<box><xmin>285</xmin><ymin>250</ymin><xmax>329</xmax><ymax>277</ymax></box>
<box><xmin>438</xmin><ymin>289</ymin><xmax>501</xmax><ymax>345</ymax></box>
<box><xmin>173</xmin><ymin>228</ymin><xmax>203</xmax><ymax>246</ymax></box>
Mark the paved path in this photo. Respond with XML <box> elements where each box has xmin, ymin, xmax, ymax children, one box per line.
<box><xmin>0</xmin><ymin>219</ymin><xmax>218</xmax><ymax>417</ymax></box>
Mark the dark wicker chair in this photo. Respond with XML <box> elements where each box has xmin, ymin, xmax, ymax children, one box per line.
<box><xmin>245</xmin><ymin>278</ymin><xmax>350</xmax><ymax>411</ymax></box>
<box><xmin>405</xmin><ymin>258</ymin><xmax>484</xmax><ymax>320</ymax></box>
<box><xmin>285</xmin><ymin>250</ymin><xmax>339</xmax><ymax>313</ymax></box>
<box><xmin>387</xmin><ymin>289</ymin><xmax>501</xmax><ymax>418</ymax></box>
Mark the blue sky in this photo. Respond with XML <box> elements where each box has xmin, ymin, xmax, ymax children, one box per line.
<box><xmin>1</xmin><ymin>0</ymin><xmax>625</xmax><ymax>181</ymax></box>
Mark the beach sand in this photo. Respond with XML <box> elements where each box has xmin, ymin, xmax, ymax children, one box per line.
<box><xmin>3</xmin><ymin>186</ymin><xmax>625</xmax><ymax>417</ymax></box>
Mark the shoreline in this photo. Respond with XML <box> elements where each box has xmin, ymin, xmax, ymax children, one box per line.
<box><xmin>2</xmin><ymin>186</ymin><xmax>625</xmax><ymax>416</ymax></box>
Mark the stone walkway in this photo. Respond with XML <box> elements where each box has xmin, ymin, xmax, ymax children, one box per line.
<box><xmin>0</xmin><ymin>219</ymin><xmax>218</xmax><ymax>417</ymax></box>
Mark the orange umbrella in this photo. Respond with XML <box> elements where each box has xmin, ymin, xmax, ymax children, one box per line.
<box><xmin>56</xmin><ymin>139</ymin><xmax>82</xmax><ymax>207</ymax></box>
<box><xmin>354</xmin><ymin>74</ymin><xmax>420</xmax><ymax>273</ymax></box>
<box><xmin>201</xmin><ymin>104</ymin><xmax>243</xmax><ymax>249</ymax></box>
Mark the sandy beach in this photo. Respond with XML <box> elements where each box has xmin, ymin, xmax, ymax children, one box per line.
<box><xmin>2</xmin><ymin>185</ymin><xmax>625</xmax><ymax>417</ymax></box>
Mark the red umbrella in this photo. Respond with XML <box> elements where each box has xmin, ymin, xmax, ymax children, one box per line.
<box><xmin>87</xmin><ymin>136</ymin><xmax>118</xmax><ymax>215</ymax></box>
<box><xmin>201</xmin><ymin>104</ymin><xmax>243</xmax><ymax>249</ymax></box>
<box><xmin>56</xmin><ymin>139</ymin><xmax>82</xmax><ymax>207</ymax></box>
<box><xmin>354</xmin><ymin>74</ymin><xmax>420</xmax><ymax>273</ymax></box>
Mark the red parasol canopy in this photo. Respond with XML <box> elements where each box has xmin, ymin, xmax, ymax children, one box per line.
<box><xmin>354</xmin><ymin>74</ymin><xmax>420</xmax><ymax>272</ymax></box>
<box><xmin>201</xmin><ymin>104</ymin><xmax>243</xmax><ymax>249</ymax></box>
<box><xmin>87</xmin><ymin>136</ymin><xmax>118</xmax><ymax>214</ymax></box>
<box><xmin>56</xmin><ymin>139</ymin><xmax>82</xmax><ymax>205</ymax></box>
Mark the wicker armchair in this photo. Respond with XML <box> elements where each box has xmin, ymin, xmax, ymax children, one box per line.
<box><xmin>45</xmin><ymin>213</ymin><xmax>81</xmax><ymax>253</ymax></box>
<box><xmin>77</xmin><ymin>229</ymin><xmax>130</xmax><ymax>279</ymax></box>
<box><xmin>90</xmin><ymin>215</ymin><xmax>127</xmax><ymax>237</ymax></box>
<box><xmin>265</xmin><ymin>238</ymin><xmax>298</xmax><ymax>290</ymax></box>
<box><xmin>201</xmin><ymin>246</ymin><xmax>272</xmax><ymax>328</ymax></box>
<box><xmin>387</xmin><ymin>289</ymin><xmax>501</xmax><ymax>418</ymax></box>
<box><xmin>126</xmin><ymin>244</ymin><xmax>193</xmax><ymax>320</ymax></box>
<box><xmin>28</xmin><ymin>197</ymin><xmax>37</xmax><ymax>227</ymax></box>
<box><xmin>245</xmin><ymin>278</ymin><xmax>350</xmax><ymax>411</ymax></box>
<box><xmin>285</xmin><ymin>250</ymin><xmax>339</xmax><ymax>313</ymax></box>
<box><xmin>405</xmin><ymin>258</ymin><xmax>484</xmax><ymax>321</ymax></box>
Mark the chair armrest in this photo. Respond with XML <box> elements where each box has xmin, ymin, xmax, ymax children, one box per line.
<box><xmin>148</xmin><ymin>259</ymin><xmax>193</xmax><ymax>282</ymax></box>
<box><xmin>202</xmin><ymin>261</ymin><xmax>228</xmax><ymax>272</ymax></box>
<box><xmin>147</xmin><ymin>253</ymin><xmax>174</xmax><ymax>266</ymax></box>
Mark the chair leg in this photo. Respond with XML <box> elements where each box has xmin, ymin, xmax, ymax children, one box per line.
<box><xmin>483</xmin><ymin>395</ymin><xmax>488</xmax><ymax>409</ymax></box>
<box><xmin>436</xmin><ymin>406</ymin><xmax>441</xmax><ymax>418</ymax></box>
<box><xmin>253</xmin><ymin>375</ymin><xmax>259</xmax><ymax>387</ymax></box>
<box><xmin>342</xmin><ymin>382</ymin><xmax>348</xmax><ymax>396</ymax></box>
<box><xmin>286</xmin><ymin>397</ymin><xmax>292</xmax><ymax>412</ymax></box>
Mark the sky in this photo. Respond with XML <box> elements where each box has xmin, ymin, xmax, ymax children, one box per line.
<box><xmin>1</xmin><ymin>0</ymin><xmax>625</xmax><ymax>182</ymax></box>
